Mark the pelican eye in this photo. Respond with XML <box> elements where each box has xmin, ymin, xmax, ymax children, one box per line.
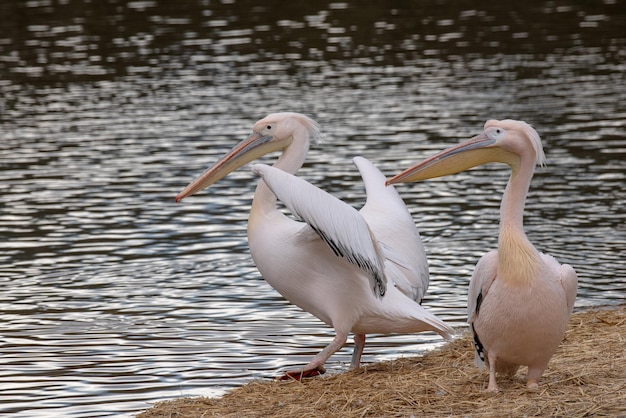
<box><xmin>266</xmin><ymin>125</ymin><xmax>272</xmax><ymax>130</ymax></box>
<box><xmin>488</xmin><ymin>127</ymin><xmax>505</xmax><ymax>140</ymax></box>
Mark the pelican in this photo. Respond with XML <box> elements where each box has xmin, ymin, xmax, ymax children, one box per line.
<box><xmin>387</xmin><ymin>119</ymin><xmax>578</xmax><ymax>392</ymax></box>
<box><xmin>176</xmin><ymin>112</ymin><xmax>453</xmax><ymax>379</ymax></box>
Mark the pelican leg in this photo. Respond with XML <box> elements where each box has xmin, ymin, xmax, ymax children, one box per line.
<box><xmin>486</xmin><ymin>351</ymin><xmax>500</xmax><ymax>392</ymax></box>
<box><xmin>351</xmin><ymin>333</ymin><xmax>366</xmax><ymax>368</ymax></box>
<box><xmin>526</xmin><ymin>366</ymin><xmax>544</xmax><ymax>389</ymax></box>
<box><xmin>279</xmin><ymin>332</ymin><xmax>348</xmax><ymax>381</ymax></box>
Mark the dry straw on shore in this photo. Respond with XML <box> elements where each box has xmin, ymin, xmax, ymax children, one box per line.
<box><xmin>138</xmin><ymin>305</ymin><xmax>625</xmax><ymax>417</ymax></box>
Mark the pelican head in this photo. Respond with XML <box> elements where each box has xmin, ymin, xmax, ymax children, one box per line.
<box><xmin>386</xmin><ymin>120</ymin><xmax>545</xmax><ymax>185</ymax></box>
<box><xmin>176</xmin><ymin>112</ymin><xmax>322</xmax><ymax>202</ymax></box>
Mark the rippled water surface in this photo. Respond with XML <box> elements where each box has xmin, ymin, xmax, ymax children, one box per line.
<box><xmin>1</xmin><ymin>0</ymin><xmax>625</xmax><ymax>416</ymax></box>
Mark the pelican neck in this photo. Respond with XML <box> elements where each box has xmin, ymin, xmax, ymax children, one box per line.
<box><xmin>497</xmin><ymin>158</ymin><xmax>541</xmax><ymax>283</ymax></box>
<box><xmin>250</xmin><ymin>139</ymin><xmax>309</xmax><ymax>216</ymax></box>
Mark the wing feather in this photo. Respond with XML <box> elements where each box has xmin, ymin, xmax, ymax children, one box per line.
<box><xmin>251</xmin><ymin>163</ymin><xmax>387</xmax><ymax>298</ymax></box>
<box><xmin>354</xmin><ymin>156</ymin><xmax>429</xmax><ymax>302</ymax></box>
<box><xmin>467</xmin><ymin>250</ymin><xmax>498</xmax><ymax>324</ymax></box>
<box><xmin>560</xmin><ymin>263</ymin><xmax>578</xmax><ymax>314</ymax></box>
<box><xmin>467</xmin><ymin>250</ymin><xmax>498</xmax><ymax>369</ymax></box>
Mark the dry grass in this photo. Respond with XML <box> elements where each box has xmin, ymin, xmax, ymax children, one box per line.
<box><xmin>138</xmin><ymin>305</ymin><xmax>625</xmax><ymax>417</ymax></box>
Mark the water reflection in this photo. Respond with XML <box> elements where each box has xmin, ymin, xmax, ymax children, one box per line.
<box><xmin>0</xmin><ymin>0</ymin><xmax>625</xmax><ymax>416</ymax></box>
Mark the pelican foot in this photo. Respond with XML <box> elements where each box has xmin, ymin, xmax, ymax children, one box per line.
<box><xmin>485</xmin><ymin>385</ymin><xmax>500</xmax><ymax>393</ymax></box>
<box><xmin>278</xmin><ymin>367</ymin><xmax>326</xmax><ymax>381</ymax></box>
<box><xmin>526</xmin><ymin>380</ymin><xmax>539</xmax><ymax>390</ymax></box>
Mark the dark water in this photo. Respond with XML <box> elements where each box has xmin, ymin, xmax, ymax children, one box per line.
<box><xmin>1</xmin><ymin>0</ymin><xmax>624</xmax><ymax>416</ymax></box>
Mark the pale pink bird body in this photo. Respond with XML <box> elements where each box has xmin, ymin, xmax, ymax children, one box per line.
<box><xmin>388</xmin><ymin>119</ymin><xmax>577</xmax><ymax>391</ymax></box>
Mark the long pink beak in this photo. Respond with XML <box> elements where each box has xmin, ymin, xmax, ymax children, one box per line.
<box><xmin>176</xmin><ymin>132</ymin><xmax>274</xmax><ymax>202</ymax></box>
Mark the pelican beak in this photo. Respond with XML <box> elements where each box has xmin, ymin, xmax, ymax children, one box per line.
<box><xmin>386</xmin><ymin>132</ymin><xmax>514</xmax><ymax>185</ymax></box>
<box><xmin>176</xmin><ymin>132</ymin><xmax>290</xmax><ymax>202</ymax></box>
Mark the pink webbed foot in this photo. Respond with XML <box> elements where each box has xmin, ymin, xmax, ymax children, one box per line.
<box><xmin>485</xmin><ymin>383</ymin><xmax>501</xmax><ymax>393</ymax></box>
<box><xmin>526</xmin><ymin>379</ymin><xmax>539</xmax><ymax>390</ymax></box>
<box><xmin>277</xmin><ymin>366</ymin><xmax>326</xmax><ymax>381</ymax></box>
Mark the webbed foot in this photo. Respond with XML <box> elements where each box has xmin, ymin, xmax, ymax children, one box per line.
<box><xmin>277</xmin><ymin>366</ymin><xmax>326</xmax><ymax>381</ymax></box>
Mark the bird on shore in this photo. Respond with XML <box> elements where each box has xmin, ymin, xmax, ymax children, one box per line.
<box><xmin>387</xmin><ymin>119</ymin><xmax>577</xmax><ymax>392</ymax></box>
<box><xmin>176</xmin><ymin>112</ymin><xmax>453</xmax><ymax>380</ymax></box>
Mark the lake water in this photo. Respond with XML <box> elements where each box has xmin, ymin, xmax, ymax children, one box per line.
<box><xmin>1</xmin><ymin>0</ymin><xmax>624</xmax><ymax>416</ymax></box>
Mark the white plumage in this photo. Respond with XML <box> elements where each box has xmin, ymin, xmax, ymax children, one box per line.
<box><xmin>177</xmin><ymin>113</ymin><xmax>453</xmax><ymax>379</ymax></box>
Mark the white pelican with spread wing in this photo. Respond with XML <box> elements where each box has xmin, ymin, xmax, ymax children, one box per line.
<box><xmin>387</xmin><ymin>119</ymin><xmax>577</xmax><ymax>391</ymax></box>
<box><xmin>176</xmin><ymin>112</ymin><xmax>453</xmax><ymax>379</ymax></box>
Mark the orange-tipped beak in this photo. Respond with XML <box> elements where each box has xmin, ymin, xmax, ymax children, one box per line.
<box><xmin>386</xmin><ymin>133</ymin><xmax>514</xmax><ymax>185</ymax></box>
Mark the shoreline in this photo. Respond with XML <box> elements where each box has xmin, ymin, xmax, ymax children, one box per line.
<box><xmin>138</xmin><ymin>304</ymin><xmax>625</xmax><ymax>417</ymax></box>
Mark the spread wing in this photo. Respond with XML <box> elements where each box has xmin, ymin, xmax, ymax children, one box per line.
<box><xmin>354</xmin><ymin>156</ymin><xmax>429</xmax><ymax>302</ymax></box>
<box><xmin>251</xmin><ymin>163</ymin><xmax>387</xmax><ymax>298</ymax></box>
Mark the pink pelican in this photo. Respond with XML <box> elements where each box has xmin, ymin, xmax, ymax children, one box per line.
<box><xmin>176</xmin><ymin>112</ymin><xmax>453</xmax><ymax>379</ymax></box>
<box><xmin>387</xmin><ymin>119</ymin><xmax>577</xmax><ymax>391</ymax></box>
